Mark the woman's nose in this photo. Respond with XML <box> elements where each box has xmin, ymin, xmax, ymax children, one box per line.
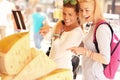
<box><xmin>82</xmin><ymin>10</ymin><xmax>87</xmax><ymax>16</ymax></box>
<box><xmin>64</xmin><ymin>15</ymin><xmax>69</xmax><ymax>19</ymax></box>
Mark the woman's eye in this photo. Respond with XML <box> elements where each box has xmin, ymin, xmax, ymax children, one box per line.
<box><xmin>68</xmin><ymin>13</ymin><xmax>72</xmax><ymax>16</ymax></box>
<box><xmin>80</xmin><ymin>9</ymin><xmax>83</xmax><ymax>12</ymax></box>
<box><xmin>63</xmin><ymin>13</ymin><xmax>66</xmax><ymax>15</ymax></box>
<box><xmin>86</xmin><ymin>10</ymin><xmax>89</xmax><ymax>12</ymax></box>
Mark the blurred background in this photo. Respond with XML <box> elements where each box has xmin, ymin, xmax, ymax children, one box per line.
<box><xmin>0</xmin><ymin>0</ymin><xmax>120</xmax><ymax>39</ymax></box>
<box><xmin>0</xmin><ymin>0</ymin><xmax>120</xmax><ymax>80</ymax></box>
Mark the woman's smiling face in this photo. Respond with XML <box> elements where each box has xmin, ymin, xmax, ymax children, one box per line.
<box><xmin>63</xmin><ymin>7</ymin><xmax>78</xmax><ymax>26</ymax></box>
<box><xmin>79</xmin><ymin>2</ymin><xmax>94</xmax><ymax>22</ymax></box>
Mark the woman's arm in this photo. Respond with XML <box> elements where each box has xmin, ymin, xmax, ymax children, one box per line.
<box><xmin>69</xmin><ymin>24</ymin><xmax>112</xmax><ymax>64</ymax></box>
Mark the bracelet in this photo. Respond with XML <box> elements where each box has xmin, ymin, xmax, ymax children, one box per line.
<box><xmin>84</xmin><ymin>48</ymin><xmax>94</xmax><ymax>58</ymax></box>
<box><xmin>85</xmin><ymin>49</ymin><xmax>92</xmax><ymax>57</ymax></box>
<box><xmin>90</xmin><ymin>51</ymin><xmax>94</xmax><ymax>58</ymax></box>
<box><xmin>83</xmin><ymin>48</ymin><xmax>86</xmax><ymax>55</ymax></box>
<box><xmin>53</xmin><ymin>34</ymin><xmax>60</xmax><ymax>37</ymax></box>
<box><xmin>84</xmin><ymin>48</ymin><xmax>86</xmax><ymax>56</ymax></box>
<box><xmin>85</xmin><ymin>50</ymin><xmax>89</xmax><ymax>57</ymax></box>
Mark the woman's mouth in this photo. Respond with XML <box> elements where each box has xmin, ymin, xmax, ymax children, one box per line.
<box><xmin>85</xmin><ymin>16</ymin><xmax>90</xmax><ymax>19</ymax></box>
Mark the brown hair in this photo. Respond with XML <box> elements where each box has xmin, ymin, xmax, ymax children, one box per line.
<box><xmin>63</xmin><ymin>0</ymin><xmax>80</xmax><ymax>13</ymax></box>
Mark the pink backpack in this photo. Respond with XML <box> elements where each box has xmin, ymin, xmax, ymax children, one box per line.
<box><xmin>93</xmin><ymin>20</ymin><xmax>120</xmax><ymax>79</ymax></box>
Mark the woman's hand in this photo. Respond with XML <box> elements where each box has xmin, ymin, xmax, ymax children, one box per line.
<box><xmin>68</xmin><ymin>47</ymin><xmax>85</xmax><ymax>55</ymax></box>
<box><xmin>40</xmin><ymin>28</ymin><xmax>49</xmax><ymax>36</ymax></box>
<box><xmin>40</xmin><ymin>24</ymin><xmax>50</xmax><ymax>36</ymax></box>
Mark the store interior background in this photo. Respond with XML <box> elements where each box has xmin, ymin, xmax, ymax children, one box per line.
<box><xmin>0</xmin><ymin>0</ymin><xmax>120</xmax><ymax>39</ymax></box>
<box><xmin>0</xmin><ymin>0</ymin><xmax>120</xmax><ymax>70</ymax></box>
<box><xmin>0</xmin><ymin>0</ymin><xmax>120</xmax><ymax>80</ymax></box>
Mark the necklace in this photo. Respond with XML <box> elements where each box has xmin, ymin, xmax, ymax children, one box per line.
<box><xmin>83</xmin><ymin>22</ymin><xmax>93</xmax><ymax>33</ymax></box>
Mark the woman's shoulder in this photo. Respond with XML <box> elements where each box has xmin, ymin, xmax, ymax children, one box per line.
<box><xmin>97</xmin><ymin>23</ymin><xmax>111</xmax><ymax>32</ymax></box>
<box><xmin>71</xmin><ymin>26</ymin><xmax>84</xmax><ymax>37</ymax></box>
<box><xmin>96</xmin><ymin>24</ymin><xmax>112</xmax><ymax>38</ymax></box>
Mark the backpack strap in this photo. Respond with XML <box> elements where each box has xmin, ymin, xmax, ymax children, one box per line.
<box><xmin>93</xmin><ymin>20</ymin><xmax>114</xmax><ymax>69</ymax></box>
<box><xmin>93</xmin><ymin>20</ymin><xmax>113</xmax><ymax>52</ymax></box>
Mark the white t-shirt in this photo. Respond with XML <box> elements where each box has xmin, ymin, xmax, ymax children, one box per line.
<box><xmin>82</xmin><ymin>24</ymin><xmax>111</xmax><ymax>80</ymax></box>
<box><xmin>49</xmin><ymin>26</ymin><xmax>84</xmax><ymax>70</ymax></box>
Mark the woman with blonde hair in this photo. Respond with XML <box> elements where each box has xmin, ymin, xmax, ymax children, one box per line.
<box><xmin>69</xmin><ymin>0</ymin><xmax>112</xmax><ymax>80</ymax></box>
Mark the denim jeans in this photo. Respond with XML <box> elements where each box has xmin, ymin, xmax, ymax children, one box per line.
<box><xmin>33</xmin><ymin>33</ymin><xmax>43</xmax><ymax>49</ymax></box>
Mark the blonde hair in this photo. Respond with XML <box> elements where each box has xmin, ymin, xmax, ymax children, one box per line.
<box><xmin>79</xmin><ymin>0</ymin><xmax>105</xmax><ymax>24</ymax></box>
